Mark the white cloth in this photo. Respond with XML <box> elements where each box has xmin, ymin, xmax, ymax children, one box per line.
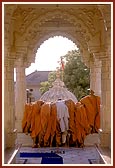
<box><xmin>56</xmin><ymin>100</ymin><xmax>69</xmax><ymax>132</ymax></box>
<box><xmin>62</xmin><ymin>131</ymin><xmax>67</xmax><ymax>144</ymax></box>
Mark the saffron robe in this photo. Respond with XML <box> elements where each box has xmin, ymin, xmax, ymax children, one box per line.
<box><xmin>22</xmin><ymin>103</ymin><xmax>33</xmax><ymax>133</ymax></box>
<box><xmin>80</xmin><ymin>94</ymin><xmax>100</xmax><ymax>133</ymax></box>
<box><xmin>30</xmin><ymin>100</ymin><xmax>44</xmax><ymax>138</ymax></box>
<box><xmin>39</xmin><ymin>102</ymin><xmax>51</xmax><ymax>145</ymax></box>
<box><xmin>75</xmin><ymin>102</ymin><xmax>91</xmax><ymax>144</ymax></box>
<box><xmin>65</xmin><ymin>99</ymin><xmax>77</xmax><ymax>142</ymax></box>
<box><xmin>44</xmin><ymin>102</ymin><xmax>57</xmax><ymax>146</ymax></box>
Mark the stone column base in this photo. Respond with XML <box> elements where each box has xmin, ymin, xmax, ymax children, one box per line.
<box><xmin>98</xmin><ymin>129</ymin><xmax>111</xmax><ymax>149</ymax></box>
<box><xmin>5</xmin><ymin>130</ymin><xmax>17</xmax><ymax>148</ymax></box>
<box><xmin>84</xmin><ymin>133</ymin><xmax>100</xmax><ymax>146</ymax></box>
<box><xmin>15</xmin><ymin>119</ymin><xmax>23</xmax><ymax>132</ymax></box>
<box><xmin>17</xmin><ymin>132</ymin><xmax>33</xmax><ymax>147</ymax></box>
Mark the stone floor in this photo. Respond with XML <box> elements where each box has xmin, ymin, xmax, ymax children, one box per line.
<box><xmin>3</xmin><ymin>145</ymin><xmax>112</xmax><ymax>166</ymax></box>
<box><xmin>16</xmin><ymin>146</ymin><xmax>103</xmax><ymax>165</ymax></box>
<box><xmin>3</xmin><ymin>133</ymin><xmax>112</xmax><ymax>165</ymax></box>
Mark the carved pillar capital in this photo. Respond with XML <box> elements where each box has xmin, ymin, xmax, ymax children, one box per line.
<box><xmin>26</xmin><ymin>48</ymin><xmax>36</xmax><ymax>66</ymax></box>
<box><xmin>4</xmin><ymin>57</ymin><xmax>14</xmax><ymax>67</ymax></box>
<box><xmin>14</xmin><ymin>47</ymin><xmax>36</xmax><ymax>68</ymax></box>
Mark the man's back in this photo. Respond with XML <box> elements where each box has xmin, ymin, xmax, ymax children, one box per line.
<box><xmin>56</xmin><ymin>100</ymin><xmax>69</xmax><ymax>119</ymax></box>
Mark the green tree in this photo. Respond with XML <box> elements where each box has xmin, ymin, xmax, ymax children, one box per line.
<box><xmin>39</xmin><ymin>71</ymin><xmax>56</xmax><ymax>95</ymax></box>
<box><xmin>63</xmin><ymin>50</ymin><xmax>90</xmax><ymax>101</ymax></box>
<box><xmin>39</xmin><ymin>81</ymin><xmax>50</xmax><ymax>95</ymax></box>
<box><xmin>39</xmin><ymin>50</ymin><xmax>90</xmax><ymax>100</ymax></box>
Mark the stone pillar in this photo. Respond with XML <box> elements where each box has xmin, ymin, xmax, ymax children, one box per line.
<box><xmin>4</xmin><ymin>58</ymin><xmax>16</xmax><ymax>148</ymax></box>
<box><xmin>15</xmin><ymin>58</ymin><xmax>26</xmax><ymax>132</ymax></box>
<box><xmin>99</xmin><ymin>57</ymin><xmax>111</xmax><ymax>148</ymax></box>
<box><xmin>90</xmin><ymin>58</ymin><xmax>101</xmax><ymax>97</ymax></box>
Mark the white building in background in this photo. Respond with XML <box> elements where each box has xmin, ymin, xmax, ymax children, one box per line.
<box><xmin>26</xmin><ymin>70</ymin><xmax>51</xmax><ymax>101</ymax></box>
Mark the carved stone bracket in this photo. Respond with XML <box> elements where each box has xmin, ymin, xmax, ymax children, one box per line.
<box><xmin>80</xmin><ymin>49</ymin><xmax>91</xmax><ymax>67</ymax></box>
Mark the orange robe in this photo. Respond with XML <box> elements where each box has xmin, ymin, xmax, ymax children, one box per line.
<box><xmin>75</xmin><ymin>102</ymin><xmax>91</xmax><ymax>145</ymax></box>
<box><xmin>35</xmin><ymin>100</ymin><xmax>44</xmax><ymax>137</ymax></box>
<box><xmin>39</xmin><ymin>102</ymin><xmax>51</xmax><ymax>145</ymax></box>
<box><xmin>44</xmin><ymin>102</ymin><xmax>57</xmax><ymax>146</ymax></box>
<box><xmin>80</xmin><ymin>94</ymin><xmax>100</xmax><ymax>133</ymax></box>
<box><xmin>22</xmin><ymin>103</ymin><xmax>29</xmax><ymax>133</ymax></box>
<box><xmin>50</xmin><ymin>103</ymin><xmax>57</xmax><ymax>145</ymax></box>
<box><xmin>65</xmin><ymin>99</ymin><xmax>77</xmax><ymax>143</ymax></box>
<box><xmin>22</xmin><ymin>103</ymin><xmax>33</xmax><ymax>133</ymax></box>
<box><xmin>30</xmin><ymin>100</ymin><xmax>44</xmax><ymax>138</ymax></box>
<box><xmin>56</xmin><ymin>119</ymin><xmax>62</xmax><ymax>146</ymax></box>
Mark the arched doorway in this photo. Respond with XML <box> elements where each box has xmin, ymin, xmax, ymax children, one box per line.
<box><xmin>3</xmin><ymin>3</ymin><xmax>112</xmax><ymax>151</ymax></box>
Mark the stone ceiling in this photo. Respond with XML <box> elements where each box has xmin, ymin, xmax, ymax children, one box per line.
<box><xmin>4</xmin><ymin>3</ymin><xmax>111</xmax><ymax>67</ymax></box>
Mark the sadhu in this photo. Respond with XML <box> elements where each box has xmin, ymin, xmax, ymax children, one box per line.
<box><xmin>22</xmin><ymin>100</ymin><xmax>44</xmax><ymax>148</ymax></box>
<box><xmin>74</xmin><ymin>90</ymin><xmax>100</xmax><ymax>147</ymax></box>
<box><xmin>30</xmin><ymin>100</ymin><xmax>44</xmax><ymax>147</ymax></box>
<box><xmin>75</xmin><ymin>102</ymin><xmax>91</xmax><ymax>147</ymax></box>
<box><xmin>22</xmin><ymin>103</ymin><xmax>33</xmax><ymax>134</ymax></box>
<box><xmin>22</xmin><ymin>90</ymin><xmax>100</xmax><ymax>148</ymax></box>
<box><xmin>40</xmin><ymin>102</ymin><xmax>57</xmax><ymax>147</ymax></box>
<box><xmin>80</xmin><ymin>90</ymin><xmax>100</xmax><ymax>134</ymax></box>
<box><xmin>65</xmin><ymin>99</ymin><xmax>77</xmax><ymax>147</ymax></box>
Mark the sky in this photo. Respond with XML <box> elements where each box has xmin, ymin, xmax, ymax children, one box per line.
<box><xmin>25</xmin><ymin>36</ymin><xmax>78</xmax><ymax>75</ymax></box>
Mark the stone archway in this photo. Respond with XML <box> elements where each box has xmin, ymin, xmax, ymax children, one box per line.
<box><xmin>3</xmin><ymin>3</ymin><xmax>112</xmax><ymax>149</ymax></box>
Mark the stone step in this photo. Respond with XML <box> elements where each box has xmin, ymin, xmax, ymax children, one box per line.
<box><xmin>17</xmin><ymin>133</ymin><xmax>33</xmax><ymax>147</ymax></box>
<box><xmin>17</xmin><ymin>133</ymin><xmax>100</xmax><ymax>147</ymax></box>
<box><xmin>84</xmin><ymin>133</ymin><xmax>100</xmax><ymax>146</ymax></box>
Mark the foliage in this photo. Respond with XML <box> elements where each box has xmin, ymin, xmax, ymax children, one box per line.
<box><xmin>39</xmin><ymin>49</ymin><xmax>90</xmax><ymax>100</ymax></box>
<box><xmin>48</xmin><ymin>71</ymin><xmax>57</xmax><ymax>85</ymax></box>
<box><xmin>63</xmin><ymin>49</ymin><xmax>90</xmax><ymax>101</ymax></box>
<box><xmin>39</xmin><ymin>71</ymin><xmax>56</xmax><ymax>95</ymax></box>
<box><xmin>39</xmin><ymin>81</ymin><xmax>50</xmax><ymax>95</ymax></box>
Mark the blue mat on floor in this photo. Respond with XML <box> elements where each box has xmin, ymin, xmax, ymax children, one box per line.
<box><xmin>20</xmin><ymin>152</ymin><xmax>58</xmax><ymax>157</ymax></box>
<box><xmin>20</xmin><ymin>152</ymin><xmax>63</xmax><ymax>164</ymax></box>
<box><xmin>41</xmin><ymin>156</ymin><xmax>63</xmax><ymax>164</ymax></box>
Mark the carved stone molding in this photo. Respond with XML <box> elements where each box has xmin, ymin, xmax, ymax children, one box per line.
<box><xmin>94</xmin><ymin>51</ymin><xmax>111</xmax><ymax>61</ymax></box>
<box><xmin>4</xmin><ymin>4</ymin><xmax>111</xmax><ymax>68</ymax></box>
<box><xmin>11</xmin><ymin>5</ymin><xmax>102</xmax><ymax>36</ymax></box>
<box><xmin>4</xmin><ymin>4</ymin><xmax>17</xmax><ymax>45</ymax></box>
<box><xmin>97</xmin><ymin>4</ymin><xmax>111</xmax><ymax>31</ymax></box>
<box><xmin>4</xmin><ymin>57</ymin><xmax>15</xmax><ymax>67</ymax></box>
<box><xmin>80</xmin><ymin>49</ymin><xmax>91</xmax><ymax>67</ymax></box>
<box><xmin>11</xmin><ymin>6</ymin><xmax>97</xmax><ymax>47</ymax></box>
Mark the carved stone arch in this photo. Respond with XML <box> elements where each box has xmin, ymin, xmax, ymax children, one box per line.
<box><xmin>30</xmin><ymin>7</ymin><xmax>101</xmax><ymax>38</ymax></box>
<box><xmin>27</xmin><ymin>28</ymin><xmax>89</xmax><ymax>52</ymax></box>
<box><xmin>5</xmin><ymin>4</ymin><xmax>108</xmax><ymax>63</ymax></box>
<box><xmin>5</xmin><ymin>4</ymin><xmax>108</xmax><ymax>65</ymax></box>
<box><xmin>29</xmin><ymin>31</ymin><xmax>78</xmax><ymax>50</ymax></box>
<box><xmin>11</xmin><ymin>6</ymin><xmax>103</xmax><ymax>65</ymax></box>
<box><xmin>25</xmin><ymin>30</ymin><xmax>88</xmax><ymax>67</ymax></box>
<box><xmin>15</xmin><ymin>9</ymin><xmax>92</xmax><ymax>47</ymax></box>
